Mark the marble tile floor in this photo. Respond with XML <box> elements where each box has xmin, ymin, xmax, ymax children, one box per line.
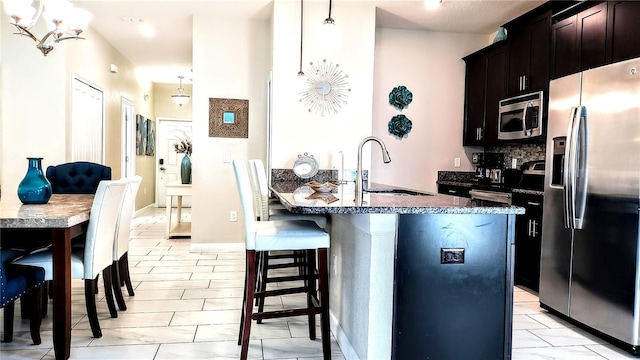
<box><xmin>0</xmin><ymin>206</ymin><xmax>637</xmax><ymax>359</ymax></box>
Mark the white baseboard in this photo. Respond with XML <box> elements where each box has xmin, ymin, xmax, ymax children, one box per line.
<box><xmin>134</xmin><ymin>203</ymin><xmax>156</xmax><ymax>217</ymax></box>
<box><xmin>330</xmin><ymin>310</ymin><xmax>359</xmax><ymax>360</ymax></box>
<box><xmin>189</xmin><ymin>242</ymin><xmax>245</xmax><ymax>253</ymax></box>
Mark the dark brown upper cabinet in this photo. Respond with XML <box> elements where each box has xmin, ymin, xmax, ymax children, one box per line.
<box><xmin>606</xmin><ymin>1</ymin><xmax>640</xmax><ymax>64</ymax></box>
<box><xmin>462</xmin><ymin>43</ymin><xmax>507</xmax><ymax>146</ymax></box>
<box><xmin>551</xmin><ymin>1</ymin><xmax>640</xmax><ymax>79</ymax></box>
<box><xmin>551</xmin><ymin>2</ymin><xmax>607</xmax><ymax>79</ymax></box>
<box><xmin>506</xmin><ymin>10</ymin><xmax>552</xmax><ymax>97</ymax></box>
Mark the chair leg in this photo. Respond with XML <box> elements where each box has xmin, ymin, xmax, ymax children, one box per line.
<box><xmin>240</xmin><ymin>250</ymin><xmax>257</xmax><ymax>360</ymax></box>
<box><xmin>120</xmin><ymin>252</ymin><xmax>135</xmax><ymax>296</ymax></box>
<box><xmin>307</xmin><ymin>249</ymin><xmax>317</xmax><ymax>340</ymax></box>
<box><xmin>3</xmin><ymin>302</ymin><xmax>15</xmax><ymax>342</ymax></box>
<box><xmin>84</xmin><ymin>278</ymin><xmax>102</xmax><ymax>338</ymax></box>
<box><xmin>237</xmin><ymin>260</ymin><xmax>249</xmax><ymax>346</ymax></box>
<box><xmin>102</xmin><ymin>266</ymin><xmax>118</xmax><ymax>318</ymax></box>
<box><xmin>256</xmin><ymin>252</ymin><xmax>269</xmax><ymax>323</ymax></box>
<box><xmin>318</xmin><ymin>248</ymin><xmax>331</xmax><ymax>359</ymax></box>
<box><xmin>23</xmin><ymin>286</ymin><xmax>43</xmax><ymax>345</ymax></box>
<box><xmin>111</xmin><ymin>260</ymin><xmax>128</xmax><ymax>311</ymax></box>
<box><xmin>254</xmin><ymin>251</ymin><xmax>264</xmax><ymax>307</ymax></box>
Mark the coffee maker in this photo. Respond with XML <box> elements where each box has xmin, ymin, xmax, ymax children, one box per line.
<box><xmin>472</xmin><ymin>152</ymin><xmax>504</xmax><ymax>184</ymax></box>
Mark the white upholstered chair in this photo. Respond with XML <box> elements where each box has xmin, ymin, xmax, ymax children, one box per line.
<box><xmin>233</xmin><ymin>160</ymin><xmax>331</xmax><ymax>360</ymax></box>
<box><xmin>111</xmin><ymin>176</ymin><xmax>142</xmax><ymax>310</ymax></box>
<box><xmin>12</xmin><ymin>179</ymin><xmax>129</xmax><ymax>338</ymax></box>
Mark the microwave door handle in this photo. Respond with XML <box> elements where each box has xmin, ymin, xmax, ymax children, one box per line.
<box><xmin>573</xmin><ymin>106</ymin><xmax>589</xmax><ymax>229</ymax></box>
<box><xmin>563</xmin><ymin>107</ymin><xmax>578</xmax><ymax>229</ymax></box>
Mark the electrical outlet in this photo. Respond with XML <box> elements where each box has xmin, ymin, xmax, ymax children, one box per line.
<box><xmin>512</xmin><ymin>158</ymin><xmax>518</xmax><ymax>169</ymax></box>
<box><xmin>223</xmin><ymin>152</ymin><xmax>231</xmax><ymax>163</ymax></box>
<box><xmin>441</xmin><ymin>248</ymin><xmax>465</xmax><ymax>264</ymax></box>
<box><xmin>454</xmin><ymin>158</ymin><xmax>461</xmax><ymax>168</ymax></box>
<box><xmin>230</xmin><ymin>211</ymin><xmax>237</xmax><ymax>222</ymax></box>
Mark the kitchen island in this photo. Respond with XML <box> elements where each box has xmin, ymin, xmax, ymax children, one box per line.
<box><xmin>270</xmin><ymin>182</ymin><xmax>523</xmax><ymax>360</ymax></box>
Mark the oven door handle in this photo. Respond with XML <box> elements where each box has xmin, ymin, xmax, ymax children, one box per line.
<box><xmin>469</xmin><ymin>190</ymin><xmax>512</xmax><ymax>205</ymax></box>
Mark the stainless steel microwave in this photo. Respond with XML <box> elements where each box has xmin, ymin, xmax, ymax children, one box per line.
<box><xmin>498</xmin><ymin>91</ymin><xmax>543</xmax><ymax>140</ymax></box>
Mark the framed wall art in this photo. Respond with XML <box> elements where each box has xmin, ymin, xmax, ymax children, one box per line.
<box><xmin>136</xmin><ymin>114</ymin><xmax>147</xmax><ymax>155</ymax></box>
<box><xmin>145</xmin><ymin>118</ymin><xmax>155</xmax><ymax>156</ymax></box>
<box><xmin>209</xmin><ymin>98</ymin><xmax>249</xmax><ymax>138</ymax></box>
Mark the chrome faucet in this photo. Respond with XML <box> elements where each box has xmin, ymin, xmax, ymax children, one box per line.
<box><xmin>355</xmin><ymin>136</ymin><xmax>391</xmax><ymax>205</ymax></box>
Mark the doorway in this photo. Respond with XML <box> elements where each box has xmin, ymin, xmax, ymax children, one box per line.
<box><xmin>121</xmin><ymin>97</ymin><xmax>136</xmax><ymax>178</ymax></box>
<box><xmin>156</xmin><ymin>118</ymin><xmax>192</xmax><ymax>207</ymax></box>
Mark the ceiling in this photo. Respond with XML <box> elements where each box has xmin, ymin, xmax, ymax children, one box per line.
<box><xmin>74</xmin><ymin>0</ymin><xmax>546</xmax><ymax>85</ymax></box>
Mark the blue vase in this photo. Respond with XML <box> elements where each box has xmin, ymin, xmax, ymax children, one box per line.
<box><xmin>181</xmin><ymin>155</ymin><xmax>192</xmax><ymax>184</ymax></box>
<box><xmin>17</xmin><ymin>157</ymin><xmax>52</xmax><ymax>204</ymax></box>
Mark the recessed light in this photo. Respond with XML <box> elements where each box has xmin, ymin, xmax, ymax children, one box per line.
<box><xmin>121</xmin><ymin>17</ymin><xmax>144</xmax><ymax>23</ymax></box>
<box><xmin>424</xmin><ymin>0</ymin><xmax>442</xmax><ymax>11</ymax></box>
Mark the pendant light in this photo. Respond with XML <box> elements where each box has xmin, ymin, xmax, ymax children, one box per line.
<box><xmin>171</xmin><ymin>76</ymin><xmax>190</xmax><ymax>107</ymax></box>
<box><xmin>317</xmin><ymin>0</ymin><xmax>341</xmax><ymax>50</ymax></box>
<box><xmin>297</xmin><ymin>0</ymin><xmax>305</xmax><ymax>77</ymax></box>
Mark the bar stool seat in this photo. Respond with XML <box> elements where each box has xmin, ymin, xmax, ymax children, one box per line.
<box><xmin>233</xmin><ymin>160</ymin><xmax>331</xmax><ymax>360</ymax></box>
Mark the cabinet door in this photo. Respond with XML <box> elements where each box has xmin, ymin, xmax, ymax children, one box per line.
<box><xmin>484</xmin><ymin>46</ymin><xmax>507</xmax><ymax>145</ymax></box>
<box><xmin>507</xmin><ymin>11</ymin><xmax>551</xmax><ymax>96</ymax></box>
<box><xmin>579</xmin><ymin>3</ymin><xmax>607</xmax><ymax>71</ymax></box>
<box><xmin>507</xmin><ymin>26</ymin><xmax>529</xmax><ymax>95</ymax></box>
<box><xmin>551</xmin><ymin>15</ymin><xmax>579</xmax><ymax>79</ymax></box>
<box><xmin>527</xmin><ymin>12</ymin><xmax>551</xmax><ymax>93</ymax></box>
<box><xmin>514</xmin><ymin>194</ymin><xmax>544</xmax><ymax>292</ymax></box>
<box><xmin>463</xmin><ymin>55</ymin><xmax>486</xmax><ymax>146</ymax></box>
<box><xmin>606</xmin><ymin>1</ymin><xmax>640</xmax><ymax>63</ymax></box>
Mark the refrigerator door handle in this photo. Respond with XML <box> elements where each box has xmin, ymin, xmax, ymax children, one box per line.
<box><xmin>573</xmin><ymin>106</ymin><xmax>589</xmax><ymax>229</ymax></box>
<box><xmin>563</xmin><ymin>107</ymin><xmax>579</xmax><ymax>229</ymax></box>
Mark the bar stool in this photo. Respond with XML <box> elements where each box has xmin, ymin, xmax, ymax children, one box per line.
<box><xmin>249</xmin><ymin>159</ymin><xmax>327</xmax><ymax>317</ymax></box>
<box><xmin>233</xmin><ymin>160</ymin><xmax>331</xmax><ymax>360</ymax></box>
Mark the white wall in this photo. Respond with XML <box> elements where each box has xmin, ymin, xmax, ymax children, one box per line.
<box><xmin>1</xmin><ymin>6</ymin><xmax>154</xmax><ymax>205</ymax></box>
<box><xmin>270</xmin><ymin>1</ymin><xmax>377</xmax><ymax>172</ymax></box>
<box><xmin>0</xmin><ymin>12</ymin><xmax>67</xmax><ymax>199</ymax></box>
<box><xmin>371</xmin><ymin>28</ymin><xmax>488</xmax><ymax>193</ymax></box>
<box><xmin>191</xmin><ymin>12</ymin><xmax>271</xmax><ymax>245</ymax></box>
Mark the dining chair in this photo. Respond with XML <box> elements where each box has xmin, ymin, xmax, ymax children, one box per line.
<box><xmin>1</xmin><ymin>249</ymin><xmax>45</xmax><ymax>345</ymax></box>
<box><xmin>112</xmin><ymin>175</ymin><xmax>142</xmax><ymax>311</ymax></box>
<box><xmin>12</xmin><ymin>179</ymin><xmax>129</xmax><ymax>338</ymax></box>
<box><xmin>46</xmin><ymin>161</ymin><xmax>112</xmax><ymax>194</ymax></box>
<box><xmin>233</xmin><ymin>160</ymin><xmax>331</xmax><ymax>360</ymax></box>
<box><xmin>248</xmin><ymin>159</ymin><xmax>329</xmax><ymax>319</ymax></box>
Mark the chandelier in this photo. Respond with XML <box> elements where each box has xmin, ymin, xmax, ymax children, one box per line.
<box><xmin>3</xmin><ymin>0</ymin><xmax>92</xmax><ymax>56</ymax></box>
<box><xmin>171</xmin><ymin>76</ymin><xmax>190</xmax><ymax>107</ymax></box>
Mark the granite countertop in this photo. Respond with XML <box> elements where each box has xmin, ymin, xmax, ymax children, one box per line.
<box><xmin>0</xmin><ymin>194</ymin><xmax>93</xmax><ymax>228</ymax></box>
<box><xmin>270</xmin><ymin>182</ymin><xmax>524</xmax><ymax>215</ymax></box>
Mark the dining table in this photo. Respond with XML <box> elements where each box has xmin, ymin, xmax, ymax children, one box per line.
<box><xmin>0</xmin><ymin>193</ymin><xmax>94</xmax><ymax>360</ymax></box>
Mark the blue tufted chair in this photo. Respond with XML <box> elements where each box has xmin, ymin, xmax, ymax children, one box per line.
<box><xmin>46</xmin><ymin>161</ymin><xmax>111</xmax><ymax>194</ymax></box>
<box><xmin>1</xmin><ymin>249</ymin><xmax>45</xmax><ymax>344</ymax></box>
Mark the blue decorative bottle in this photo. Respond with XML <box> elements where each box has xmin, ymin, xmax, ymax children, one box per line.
<box><xmin>181</xmin><ymin>155</ymin><xmax>192</xmax><ymax>184</ymax></box>
<box><xmin>17</xmin><ymin>157</ymin><xmax>52</xmax><ymax>204</ymax></box>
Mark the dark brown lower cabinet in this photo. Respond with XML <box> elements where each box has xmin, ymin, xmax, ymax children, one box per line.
<box><xmin>513</xmin><ymin>192</ymin><xmax>543</xmax><ymax>292</ymax></box>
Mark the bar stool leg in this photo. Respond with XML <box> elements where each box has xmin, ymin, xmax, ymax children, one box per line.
<box><xmin>240</xmin><ymin>250</ymin><xmax>257</xmax><ymax>360</ymax></box>
<box><xmin>318</xmin><ymin>248</ymin><xmax>331</xmax><ymax>359</ymax></box>
<box><xmin>307</xmin><ymin>249</ymin><xmax>317</xmax><ymax>340</ymax></box>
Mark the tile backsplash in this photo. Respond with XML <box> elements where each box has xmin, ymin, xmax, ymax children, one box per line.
<box><xmin>485</xmin><ymin>143</ymin><xmax>546</xmax><ymax>169</ymax></box>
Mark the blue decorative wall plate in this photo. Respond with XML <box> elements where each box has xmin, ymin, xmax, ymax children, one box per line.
<box><xmin>389</xmin><ymin>85</ymin><xmax>413</xmax><ymax>111</ymax></box>
<box><xmin>388</xmin><ymin>114</ymin><xmax>412</xmax><ymax>139</ymax></box>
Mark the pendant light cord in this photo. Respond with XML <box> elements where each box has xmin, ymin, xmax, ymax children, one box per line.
<box><xmin>298</xmin><ymin>0</ymin><xmax>304</xmax><ymax>76</ymax></box>
<box><xmin>328</xmin><ymin>0</ymin><xmax>332</xmax><ymax>20</ymax></box>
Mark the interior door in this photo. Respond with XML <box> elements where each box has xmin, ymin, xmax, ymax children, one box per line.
<box><xmin>121</xmin><ymin>97</ymin><xmax>136</xmax><ymax>178</ymax></box>
<box><xmin>156</xmin><ymin>118</ymin><xmax>192</xmax><ymax>207</ymax></box>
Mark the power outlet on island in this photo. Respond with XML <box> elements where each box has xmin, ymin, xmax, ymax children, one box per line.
<box><xmin>454</xmin><ymin>158</ymin><xmax>461</xmax><ymax>168</ymax></box>
<box><xmin>230</xmin><ymin>211</ymin><xmax>238</xmax><ymax>222</ymax></box>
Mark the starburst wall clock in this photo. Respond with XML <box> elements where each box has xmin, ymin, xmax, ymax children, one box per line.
<box><xmin>299</xmin><ymin>59</ymin><xmax>350</xmax><ymax>116</ymax></box>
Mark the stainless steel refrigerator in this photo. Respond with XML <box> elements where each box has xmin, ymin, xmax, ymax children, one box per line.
<box><xmin>539</xmin><ymin>57</ymin><xmax>640</xmax><ymax>352</ymax></box>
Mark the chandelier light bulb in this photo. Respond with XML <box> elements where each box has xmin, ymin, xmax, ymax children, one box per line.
<box><xmin>424</xmin><ymin>0</ymin><xmax>442</xmax><ymax>11</ymax></box>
